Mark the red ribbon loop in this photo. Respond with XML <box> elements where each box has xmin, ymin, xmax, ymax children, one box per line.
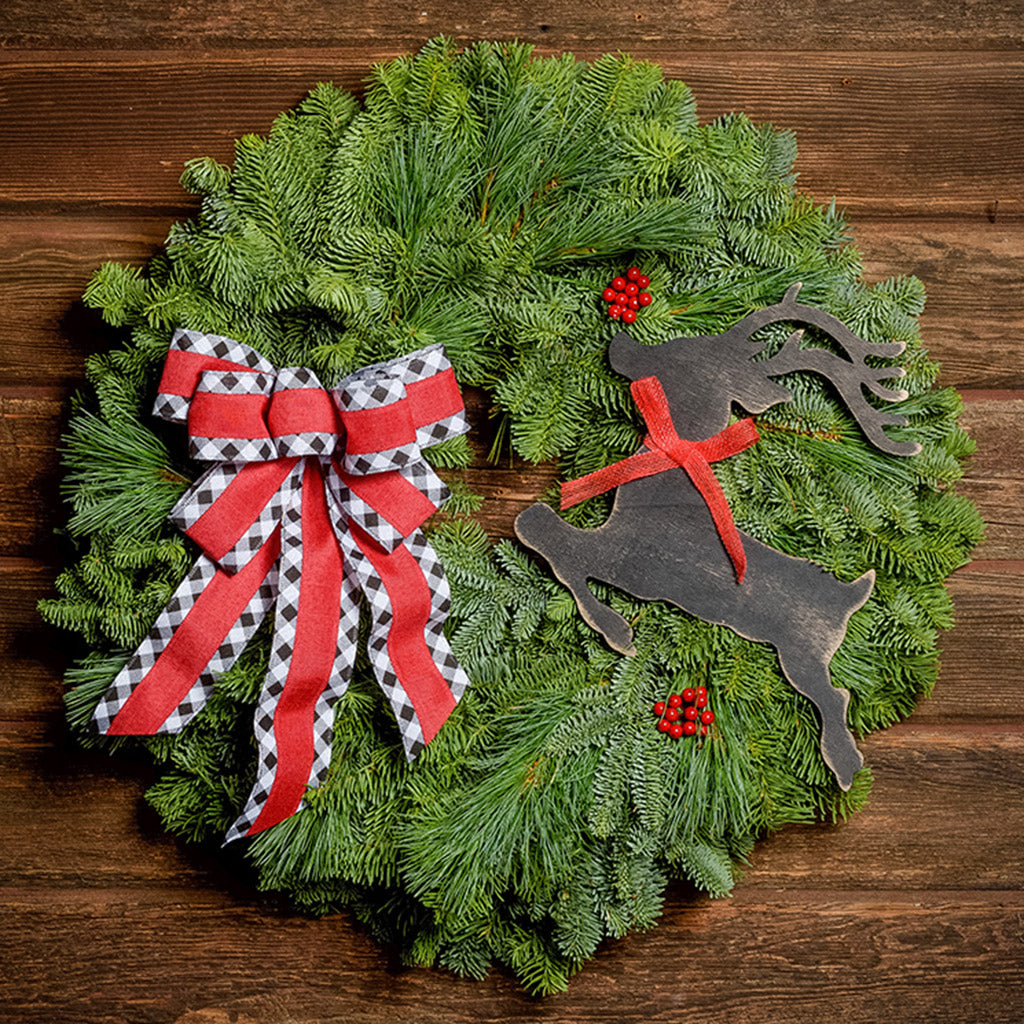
<box><xmin>560</xmin><ymin>374</ymin><xmax>759</xmax><ymax>582</ymax></box>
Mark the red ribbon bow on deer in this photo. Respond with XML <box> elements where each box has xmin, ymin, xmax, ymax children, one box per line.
<box><xmin>561</xmin><ymin>375</ymin><xmax>759</xmax><ymax>582</ymax></box>
<box><xmin>93</xmin><ymin>329</ymin><xmax>471</xmax><ymax>843</ymax></box>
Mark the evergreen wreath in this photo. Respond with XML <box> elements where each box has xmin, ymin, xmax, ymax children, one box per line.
<box><xmin>41</xmin><ymin>38</ymin><xmax>982</xmax><ymax>994</ymax></box>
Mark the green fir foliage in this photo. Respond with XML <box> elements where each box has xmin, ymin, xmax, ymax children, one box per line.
<box><xmin>41</xmin><ymin>39</ymin><xmax>982</xmax><ymax>994</ymax></box>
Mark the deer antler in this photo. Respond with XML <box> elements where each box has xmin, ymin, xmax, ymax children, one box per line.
<box><xmin>740</xmin><ymin>283</ymin><xmax>921</xmax><ymax>457</ymax></box>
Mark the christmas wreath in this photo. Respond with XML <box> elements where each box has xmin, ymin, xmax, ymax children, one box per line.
<box><xmin>41</xmin><ymin>38</ymin><xmax>982</xmax><ymax>994</ymax></box>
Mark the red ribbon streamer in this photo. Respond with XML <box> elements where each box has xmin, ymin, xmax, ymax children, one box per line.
<box><xmin>245</xmin><ymin>459</ymin><xmax>345</xmax><ymax>836</ymax></box>
<box><xmin>560</xmin><ymin>375</ymin><xmax>759</xmax><ymax>582</ymax></box>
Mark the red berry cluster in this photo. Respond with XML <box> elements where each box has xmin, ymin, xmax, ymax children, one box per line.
<box><xmin>603</xmin><ymin>266</ymin><xmax>652</xmax><ymax>324</ymax></box>
<box><xmin>652</xmin><ymin>687</ymin><xmax>714</xmax><ymax>740</ymax></box>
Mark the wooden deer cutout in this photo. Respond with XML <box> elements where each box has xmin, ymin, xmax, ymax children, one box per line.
<box><xmin>515</xmin><ymin>283</ymin><xmax>919</xmax><ymax>789</ymax></box>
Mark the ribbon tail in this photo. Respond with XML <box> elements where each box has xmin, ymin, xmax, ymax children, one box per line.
<box><xmin>560</xmin><ymin>449</ymin><xmax>675</xmax><ymax>509</ymax></box>
<box><xmin>683</xmin><ymin>455</ymin><xmax>748</xmax><ymax>583</ymax></box>
<box><xmin>342</xmin><ymin>522</ymin><xmax>468</xmax><ymax>760</ymax></box>
<box><xmin>698</xmin><ymin>418</ymin><xmax>760</xmax><ymax>463</ymax></box>
<box><xmin>405</xmin><ymin>527</ymin><xmax>471</xmax><ymax>713</ymax></box>
<box><xmin>171</xmin><ymin>460</ymin><xmax>298</xmax><ymax>573</ymax></box>
<box><xmin>94</xmin><ymin>533</ymin><xmax>281</xmax><ymax>735</ymax></box>
<box><xmin>225</xmin><ymin>460</ymin><xmax>357</xmax><ymax>844</ymax></box>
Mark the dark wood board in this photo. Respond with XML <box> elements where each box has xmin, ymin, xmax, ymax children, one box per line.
<box><xmin>1</xmin><ymin>53</ymin><xmax>1021</xmax><ymax>219</ymax></box>
<box><xmin>2</xmin><ymin>0</ymin><xmax>1023</xmax><ymax>51</ymax></box>
<box><xmin>2</xmin><ymin>215</ymin><xmax>1021</xmax><ymax>389</ymax></box>
<box><xmin>4</xmin><ymin>560</ymin><xmax>1021</xmax><ymax>724</ymax></box>
<box><xmin>3</xmin><ymin>887</ymin><xmax>1023</xmax><ymax>1024</ymax></box>
<box><xmin>0</xmin><ymin>2</ymin><xmax>1022</xmax><ymax>1021</ymax></box>
<box><xmin>3</xmin><ymin>707</ymin><xmax>1023</xmax><ymax>891</ymax></box>
<box><xmin>2</xmin><ymin>392</ymin><xmax>1020</xmax><ymax>564</ymax></box>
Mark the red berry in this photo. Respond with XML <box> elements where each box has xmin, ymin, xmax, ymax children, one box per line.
<box><xmin>700</xmin><ymin>710</ymin><xmax>715</xmax><ymax>725</ymax></box>
<box><xmin>625</xmin><ymin>282</ymin><xmax>639</xmax><ymax>296</ymax></box>
<box><xmin>629</xmin><ymin>297</ymin><xmax>640</xmax><ymax>310</ymax></box>
<box><xmin>658</xmin><ymin>718</ymin><xmax>672</xmax><ymax>733</ymax></box>
<box><xmin>615</xmin><ymin>292</ymin><xmax>629</xmax><ymax>306</ymax></box>
<box><xmin>681</xmin><ymin>688</ymin><xmax>696</xmax><ymax>703</ymax></box>
<box><xmin>670</xmin><ymin>723</ymin><xmax>684</xmax><ymax>739</ymax></box>
<box><xmin>695</xmin><ymin>686</ymin><xmax>707</xmax><ymax>700</ymax></box>
<box><xmin>627</xmin><ymin>267</ymin><xmax>641</xmax><ymax>281</ymax></box>
<box><xmin>668</xmin><ymin>694</ymin><xmax>682</xmax><ymax>708</ymax></box>
<box><xmin>665</xmin><ymin>707</ymin><xmax>680</xmax><ymax>722</ymax></box>
<box><xmin>602</xmin><ymin>287</ymin><xmax>617</xmax><ymax>302</ymax></box>
<box><xmin>695</xmin><ymin>694</ymin><xmax>708</xmax><ymax>708</ymax></box>
<box><xmin>683</xmin><ymin>721</ymin><xmax>697</xmax><ymax>736</ymax></box>
<box><xmin>638</xmin><ymin>292</ymin><xmax>652</xmax><ymax>306</ymax></box>
<box><xmin>612</xmin><ymin>277</ymin><xmax>627</xmax><ymax>291</ymax></box>
<box><xmin>653</xmin><ymin>701</ymin><xmax>666</xmax><ymax>716</ymax></box>
<box><xmin>637</xmin><ymin>274</ymin><xmax>650</xmax><ymax>289</ymax></box>
<box><xmin>608</xmin><ymin>304</ymin><xmax>622</xmax><ymax>319</ymax></box>
<box><xmin>622</xmin><ymin>309</ymin><xmax>637</xmax><ymax>324</ymax></box>
<box><xmin>684</xmin><ymin>706</ymin><xmax>698</xmax><ymax>721</ymax></box>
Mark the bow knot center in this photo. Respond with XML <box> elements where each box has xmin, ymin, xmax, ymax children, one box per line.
<box><xmin>646</xmin><ymin>432</ymin><xmax>699</xmax><ymax>469</ymax></box>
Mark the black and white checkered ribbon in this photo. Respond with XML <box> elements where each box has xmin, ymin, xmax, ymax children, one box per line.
<box><xmin>93</xmin><ymin>329</ymin><xmax>471</xmax><ymax>843</ymax></box>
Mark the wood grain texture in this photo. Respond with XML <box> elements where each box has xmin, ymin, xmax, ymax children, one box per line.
<box><xmin>0</xmin><ymin>53</ymin><xmax>1021</xmax><ymax>217</ymax></box>
<box><xmin>1</xmin><ymin>2</ymin><xmax>1022</xmax><ymax>1021</ymax></box>
<box><xmin>2</xmin><ymin>393</ymin><xmax>1019</xmax><ymax>562</ymax></box>
<box><xmin>0</xmin><ymin>215</ymin><xmax>170</xmax><ymax>385</ymax></box>
<box><xmin>3</xmin><ymin>706</ymin><xmax>1022</xmax><ymax>891</ymax></box>
<box><xmin>2</xmin><ymin>0</ymin><xmax>1023</xmax><ymax>51</ymax></box>
<box><xmin>6</xmin><ymin>559</ymin><xmax>1022</xmax><ymax>726</ymax></box>
<box><xmin>2</xmin><ymin>888</ymin><xmax>1022</xmax><ymax>1024</ymax></box>
<box><xmin>3</xmin><ymin>216</ymin><xmax>1022</xmax><ymax>389</ymax></box>
<box><xmin>855</xmin><ymin>218</ymin><xmax>1024</xmax><ymax>389</ymax></box>
<box><xmin>959</xmin><ymin>398</ymin><xmax>1024</xmax><ymax>562</ymax></box>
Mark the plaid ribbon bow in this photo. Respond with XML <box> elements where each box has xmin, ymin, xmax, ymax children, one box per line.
<box><xmin>93</xmin><ymin>329</ymin><xmax>472</xmax><ymax>843</ymax></box>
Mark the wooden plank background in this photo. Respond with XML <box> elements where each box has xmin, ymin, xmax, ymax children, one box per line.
<box><xmin>1</xmin><ymin>3</ymin><xmax>1022</xmax><ymax>1022</ymax></box>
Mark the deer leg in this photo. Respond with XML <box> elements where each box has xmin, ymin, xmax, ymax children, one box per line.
<box><xmin>515</xmin><ymin>504</ymin><xmax>637</xmax><ymax>655</ymax></box>
<box><xmin>776</xmin><ymin>648</ymin><xmax>863</xmax><ymax>789</ymax></box>
<box><xmin>574</xmin><ymin>584</ymin><xmax>637</xmax><ymax>656</ymax></box>
<box><xmin>774</xmin><ymin>570</ymin><xmax>874</xmax><ymax>789</ymax></box>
